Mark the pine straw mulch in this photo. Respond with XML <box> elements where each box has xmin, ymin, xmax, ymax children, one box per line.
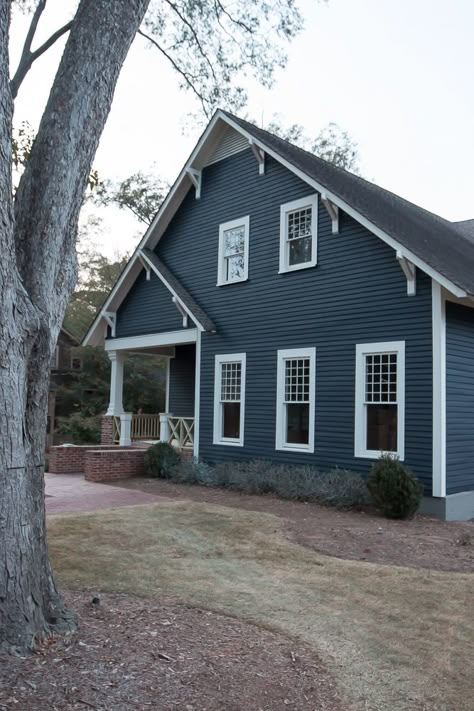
<box><xmin>0</xmin><ymin>591</ymin><xmax>348</xmax><ymax>711</ymax></box>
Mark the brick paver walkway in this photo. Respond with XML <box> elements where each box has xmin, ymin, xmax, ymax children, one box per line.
<box><xmin>45</xmin><ymin>473</ymin><xmax>163</xmax><ymax>514</ymax></box>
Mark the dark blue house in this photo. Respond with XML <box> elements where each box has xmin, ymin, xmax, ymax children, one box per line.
<box><xmin>84</xmin><ymin>111</ymin><xmax>474</xmax><ymax>520</ymax></box>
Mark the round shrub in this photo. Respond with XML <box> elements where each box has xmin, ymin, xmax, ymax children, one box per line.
<box><xmin>367</xmin><ymin>454</ymin><xmax>423</xmax><ymax>519</ymax></box>
<box><xmin>144</xmin><ymin>442</ymin><xmax>180</xmax><ymax>478</ymax></box>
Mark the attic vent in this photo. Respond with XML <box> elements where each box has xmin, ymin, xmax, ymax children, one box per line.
<box><xmin>206</xmin><ymin>127</ymin><xmax>249</xmax><ymax>166</ymax></box>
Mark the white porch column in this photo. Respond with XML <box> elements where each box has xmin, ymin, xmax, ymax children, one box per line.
<box><xmin>119</xmin><ymin>413</ymin><xmax>132</xmax><ymax>446</ymax></box>
<box><xmin>106</xmin><ymin>350</ymin><xmax>125</xmax><ymax>416</ymax></box>
<box><xmin>160</xmin><ymin>413</ymin><xmax>171</xmax><ymax>443</ymax></box>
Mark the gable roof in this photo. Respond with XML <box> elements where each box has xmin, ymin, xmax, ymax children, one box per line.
<box><xmin>222</xmin><ymin>112</ymin><xmax>474</xmax><ymax>297</ymax></box>
<box><xmin>84</xmin><ymin>109</ymin><xmax>474</xmax><ymax>347</ymax></box>
<box><xmin>139</xmin><ymin>249</ymin><xmax>216</xmax><ymax>332</ymax></box>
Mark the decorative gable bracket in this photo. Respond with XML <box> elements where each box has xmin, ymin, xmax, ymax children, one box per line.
<box><xmin>396</xmin><ymin>251</ymin><xmax>416</xmax><ymax>296</ymax></box>
<box><xmin>249</xmin><ymin>138</ymin><xmax>265</xmax><ymax>175</ymax></box>
<box><xmin>103</xmin><ymin>311</ymin><xmax>116</xmax><ymax>338</ymax></box>
<box><xmin>187</xmin><ymin>168</ymin><xmax>202</xmax><ymax>199</ymax></box>
<box><xmin>172</xmin><ymin>296</ymin><xmax>188</xmax><ymax>328</ymax></box>
<box><xmin>138</xmin><ymin>254</ymin><xmax>151</xmax><ymax>280</ymax></box>
<box><xmin>321</xmin><ymin>193</ymin><xmax>339</xmax><ymax>234</ymax></box>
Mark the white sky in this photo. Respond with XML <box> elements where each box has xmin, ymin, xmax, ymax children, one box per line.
<box><xmin>9</xmin><ymin>0</ymin><xmax>474</xmax><ymax>257</ymax></box>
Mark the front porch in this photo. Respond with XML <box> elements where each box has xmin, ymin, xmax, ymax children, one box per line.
<box><xmin>102</xmin><ymin>328</ymin><xmax>199</xmax><ymax>457</ymax></box>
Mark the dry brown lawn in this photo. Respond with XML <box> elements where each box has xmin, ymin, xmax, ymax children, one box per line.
<box><xmin>48</xmin><ymin>502</ymin><xmax>474</xmax><ymax>711</ymax></box>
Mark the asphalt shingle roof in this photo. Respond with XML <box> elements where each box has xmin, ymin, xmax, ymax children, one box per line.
<box><xmin>223</xmin><ymin>112</ymin><xmax>474</xmax><ymax>296</ymax></box>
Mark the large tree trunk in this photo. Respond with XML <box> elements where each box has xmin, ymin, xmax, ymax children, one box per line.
<box><xmin>0</xmin><ymin>0</ymin><xmax>150</xmax><ymax>653</ymax></box>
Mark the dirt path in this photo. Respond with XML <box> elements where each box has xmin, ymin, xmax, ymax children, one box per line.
<box><xmin>0</xmin><ymin>591</ymin><xmax>347</xmax><ymax>711</ymax></box>
<box><xmin>105</xmin><ymin>477</ymin><xmax>474</xmax><ymax>573</ymax></box>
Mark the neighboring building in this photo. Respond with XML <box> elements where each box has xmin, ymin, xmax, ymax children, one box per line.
<box><xmin>47</xmin><ymin>327</ymin><xmax>80</xmax><ymax>448</ymax></box>
<box><xmin>84</xmin><ymin>111</ymin><xmax>474</xmax><ymax>520</ymax></box>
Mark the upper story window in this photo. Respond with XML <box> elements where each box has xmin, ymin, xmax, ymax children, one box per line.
<box><xmin>355</xmin><ymin>341</ymin><xmax>405</xmax><ymax>460</ymax></box>
<box><xmin>213</xmin><ymin>353</ymin><xmax>246</xmax><ymax>446</ymax></box>
<box><xmin>217</xmin><ymin>216</ymin><xmax>249</xmax><ymax>286</ymax></box>
<box><xmin>276</xmin><ymin>347</ymin><xmax>316</xmax><ymax>453</ymax></box>
<box><xmin>279</xmin><ymin>195</ymin><xmax>318</xmax><ymax>273</ymax></box>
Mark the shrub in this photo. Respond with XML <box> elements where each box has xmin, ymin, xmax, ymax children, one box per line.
<box><xmin>206</xmin><ymin>459</ymin><xmax>368</xmax><ymax>508</ymax></box>
<box><xmin>55</xmin><ymin>413</ymin><xmax>101</xmax><ymax>444</ymax></box>
<box><xmin>144</xmin><ymin>442</ymin><xmax>181</xmax><ymax>478</ymax></box>
<box><xmin>367</xmin><ymin>454</ymin><xmax>423</xmax><ymax>519</ymax></box>
<box><xmin>173</xmin><ymin>459</ymin><xmax>214</xmax><ymax>486</ymax></box>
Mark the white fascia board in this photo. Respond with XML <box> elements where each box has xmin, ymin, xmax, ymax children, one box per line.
<box><xmin>83</xmin><ymin>114</ymin><xmax>229</xmax><ymax>348</ymax></box>
<box><xmin>219</xmin><ymin>113</ymin><xmax>468</xmax><ymax>299</ymax></box>
<box><xmin>104</xmin><ymin>328</ymin><xmax>198</xmax><ymax>352</ymax></box>
<box><xmin>138</xmin><ymin>249</ymin><xmax>206</xmax><ymax>332</ymax></box>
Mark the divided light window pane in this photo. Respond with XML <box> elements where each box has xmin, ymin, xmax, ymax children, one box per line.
<box><xmin>284</xmin><ymin>357</ymin><xmax>310</xmax><ymax>445</ymax></box>
<box><xmin>221</xmin><ymin>361</ymin><xmax>241</xmax><ymax>439</ymax></box>
<box><xmin>287</xmin><ymin>207</ymin><xmax>312</xmax><ymax>266</ymax></box>
<box><xmin>223</xmin><ymin>225</ymin><xmax>245</xmax><ymax>281</ymax></box>
<box><xmin>364</xmin><ymin>353</ymin><xmax>398</xmax><ymax>452</ymax></box>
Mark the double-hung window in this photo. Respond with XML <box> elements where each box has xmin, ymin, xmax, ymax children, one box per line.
<box><xmin>217</xmin><ymin>216</ymin><xmax>249</xmax><ymax>285</ymax></box>
<box><xmin>213</xmin><ymin>353</ymin><xmax>246</xmax><ymax>446</ymax></box>
<box><xmin>279</xmin><ymin>195</ymin><xmax>318</xmax><ymax>273</ymax></box>
<box><xmin>276</xmin><ymin>347</ymin><xmax>316</xmax><ymax>452</ymax></box>
<box><xmin>355</xmin><ymin>341</ymin><xmax>405</xmax><ymax>459</ymax></box>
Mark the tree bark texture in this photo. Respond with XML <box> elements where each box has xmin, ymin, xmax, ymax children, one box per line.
<box><xmin>0</xmin><ymin>0</ymin><xmax>150</xmax><ymax>653</ymax></box>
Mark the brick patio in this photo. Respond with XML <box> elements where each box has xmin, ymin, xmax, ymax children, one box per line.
<box><xmin>45</xmin><ymin>473</ymin><xmax>164</xmax><ymax>514</ymax></box>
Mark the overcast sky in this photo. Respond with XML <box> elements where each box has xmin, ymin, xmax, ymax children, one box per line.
<box><xmin>9</xmin><ymin>0</ymin><xmax>474</xmax><ymax>257</ymax></box>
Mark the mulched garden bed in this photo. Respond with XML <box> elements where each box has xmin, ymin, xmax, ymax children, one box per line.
<box><xmin>107</xmin><ymin>477</ymin><xmax>474</xmax><ymax>573</ymax></box>
<box><xmin>0</xmin><ymin>591</ymin><xmax>347</xmax><ymax>711</ymax></box>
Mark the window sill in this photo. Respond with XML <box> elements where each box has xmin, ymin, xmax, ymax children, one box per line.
<box><xmin>355</xmin><ymin>448</ymin><xmax>404</xmax><ymax>461</ymax></box>
<box><xmin>276</xmin><ymin>444</ymin><xmax>314</xmax><ymax>454</ymax></box>
<box><xmin>278</xmin><ymin>262</ymin><xmax>317</xmax><ymax>274</ymax></box>
<box><xmin>213</xmin><ymin>439</ymin><xmax>244</xmax><ymax>447</ymax></box>
<box><xmin>216</xmin><ymin>277</ymin><xmax>249</xmax><ymax>287</ymax></box>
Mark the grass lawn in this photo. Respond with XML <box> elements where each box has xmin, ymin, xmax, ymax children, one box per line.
<box><xmin>48</xmin><ymin>501</ymin><xmax>474</xmax><ymax>711</ymax></box>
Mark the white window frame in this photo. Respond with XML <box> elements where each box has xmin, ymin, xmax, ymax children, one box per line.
<box><xmin>275</xmin><ymin>347</ymin><xmax>316</xmax><ymax>453</ymax></box>
<box><xmin>354</xmin><ymin>341</ymin><xmax>405</xmax><ymax>460</ymax></box>
<box><xmin>217</xmin><ymin>216</ymin><xmax>250</xmax><ymax>286</ymax></box>
<box><xmin>279</xmin><ymin>195</ymin><xmax>318</xmax><ymax>274</ymax></box>
<box><xmin>213</xmin><ymin>353</ymin><xmax>246</xmax><ymax>446</ymax></box>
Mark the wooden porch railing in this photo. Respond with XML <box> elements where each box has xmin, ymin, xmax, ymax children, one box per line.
<box><xmin>112</xmin><ymin>413</ymin><xmax>194</xmax><ymax>449</ymax></box>
<box><xmin>167</xmin><ymin>416</ymin><xmax>194</xmax><ymax>448</ymax></box>
<box><xmin>131</xmin><ymin>414</ymin><xmax>161</xmax><ymax>441</ymax></box>
<box><xmin>112</xmin><ymin>416</ymin><xmax>121</xmax><ymax>444</ymax></box>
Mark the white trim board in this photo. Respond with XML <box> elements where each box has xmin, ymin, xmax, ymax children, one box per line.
<box><xmin>275</xmin><ymin>346</ymin><xmax>316</xmax><ymax>454</ymax></box>
<box><xmin>213</xmin><ymin>352</ymin><xmax>246</xmax><ymax>447</ymax></box>
<box><xmin>104</xmin><ymin>328</ymin><xmax>198</xmax><ymax>352</ymax></box>
<box><xmin>354</xmin><ymin>340</ymin><xmax>405</xmax><ymax>461</ymax></box>
<box><xmin>432</xmin><ymin>281</ymin><xmax>446</xmax><ymax>497</ymax></box>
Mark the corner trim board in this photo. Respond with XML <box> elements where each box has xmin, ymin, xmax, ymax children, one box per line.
<box><xmin>432</xmin><ymin>280</ymin><xmax>446</xmax><ymax>497</ymax></box>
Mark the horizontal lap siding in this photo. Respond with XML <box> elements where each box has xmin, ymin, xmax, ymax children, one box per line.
<box><xmin>155</xmin><ymin>149</ymin><xmax>433</xmax><ymax>490</ymax></box>
<box><xmin>169</xmin><ymin>345</ymin><xmax>195</xmax><ymax>418</ymax></box>
<box><xmin>446</xmin><ymin>303</ymin><xmax>474</xmax><ymax>494</ymax></box>
<box><xmin>115</xmin><ymin>266</ymin><xmax>190</xmax><ymax>337</ymax></box>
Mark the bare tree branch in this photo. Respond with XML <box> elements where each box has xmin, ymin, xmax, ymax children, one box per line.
<box><xmin>11</xmin><ymin>0</ymin><xmax>73</xmax><ymax>99</ymax></box>
<box><xmin>138</xmin><ymin>28</ymin><xmax>210</xmax><ymax>117</ymax></box>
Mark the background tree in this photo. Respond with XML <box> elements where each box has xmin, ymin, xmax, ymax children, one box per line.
<box><xmin>94</xmin><ymin>170</ymin><xmax>168</xmax><ymax>226</ymax></box>
<box><xmin>266</xmin><ymin>114</ymin><xmax>360</xmax><ymax>172</ymax></box>
<box><xmin>1</xmin><ymin>0</ymin><xmax>306</xmax><ymax>652</ymax></box>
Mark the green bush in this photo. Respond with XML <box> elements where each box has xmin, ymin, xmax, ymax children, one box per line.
<box><xmin>55</xmin><ymin>413</ymin><xmax>101</xmax><ymax>444</ymax></box>
<box><xmin>144</xmin><ymin>442</ymin><xmax>181</xmax><ymax>478</ymax></box>
<box><xmin>367</xmin><ymin>454</ymin><xmax>423</xmax><ymax>519</ymax></box>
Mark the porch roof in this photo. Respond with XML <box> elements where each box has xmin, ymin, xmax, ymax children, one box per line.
<box><xmin>140</xmin><ymin>249</ymin><xmax>216</xmax><ymax>333</ymax></box>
